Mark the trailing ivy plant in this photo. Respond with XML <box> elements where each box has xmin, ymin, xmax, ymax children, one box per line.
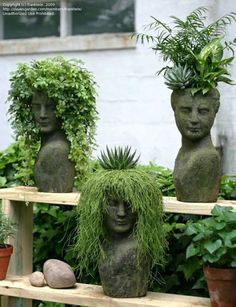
<box><xmin>134</xmin><ymin>7</ymin><xmax>236</xmax><ymax>94</ymax></box>
<box><xmin>7</xmin><ymin>56</ymin><xmax>98</xmax><ymax>188</ymax></box>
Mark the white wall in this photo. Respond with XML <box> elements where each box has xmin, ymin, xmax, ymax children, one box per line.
<box><xmin>0</xmin><ymin>0</ymin><xmax>235</xmax><ymax>174</ymax></box>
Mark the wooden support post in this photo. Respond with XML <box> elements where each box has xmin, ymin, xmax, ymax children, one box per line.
<box><xmin>2</xmin><ymin>199</ymin><xmax>33</xmax><ymax>307</ymax></box>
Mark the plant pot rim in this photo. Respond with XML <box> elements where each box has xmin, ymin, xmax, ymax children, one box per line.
<box><xmin>204</xmin><ymin>265</ymin><xmax>236</xmax><ymax>281</ymax></box>
<box><xmin>0</xmin><ymin>244</ymin><xmax>13</xmax><ymax>250</ymax></box>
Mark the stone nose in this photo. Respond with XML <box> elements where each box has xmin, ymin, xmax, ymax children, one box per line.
<box><xmin>117</xmin><ymin>202</ymin><xmax>126</xmax><ymax>217</ymax></box>
<box><xmin>40</xmin><ymin>105</ymin><xmax>47</xmax><ymax>119</ymax></box>
<box><xmin>189</xmin><ymin>110</ymin><xmax>199</xmax><ymax>125</ymax></box>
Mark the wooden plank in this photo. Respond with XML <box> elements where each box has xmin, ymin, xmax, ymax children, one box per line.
<box><xmin>0</xmin><ymin>296</ymin><xmax>9</xmax><ymax>306</ymax></box>
<box><xmin>0</xmin><ymin>275</ymin><xmax>210</xmax><ymax>307</ymax></box>
<box><xmin>163</xmin><ymin>197</ymin><xmax>236</xmax><ymax>215</ymax></box>
<box><xmin>0</xmin><ymin>187</ymin><xmax>235</xmax><ymax>215</ymax></box>
<box><xmin>0</xmin><ymin>187</ymin><xmax>79</xmax><ymax>205</ymax></box>
<box><xmin>2</xmin><ymin>200</ymin><xmax>33</xmax><ymax>307</ymax></box>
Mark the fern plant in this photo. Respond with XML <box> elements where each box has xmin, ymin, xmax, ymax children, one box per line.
<box><xmin>134</xmin><ymin>7</ymin><xmax>236</xmax><ymax>94</ymax></box>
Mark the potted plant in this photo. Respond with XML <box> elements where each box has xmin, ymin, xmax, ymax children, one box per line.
<box><xmin>134</xmin><ymin>7</ymin><xmax>236</xmax><ymax>202</ymax></box>
<box><xmin>0</xmin><ymin>209</ymin><xmax>15</xmax><ymax>280</ymax></box>
<box><xmin>7</xmin><ymin>56</ymin><xmax>97</xmax><ymax>191</ymax></box>
<box><xmin>184</xmin><ymin>205</ymin><xmax>236</xmax><ymax>306</ymax></box>
<box><xmin>74</xmin><ymin>146</ymin><xmax>166</xmax><ymax>297</ymax></box>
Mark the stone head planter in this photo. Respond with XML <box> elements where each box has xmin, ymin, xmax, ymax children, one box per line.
<box><xmin>134</xmin><ymin>8</ymin><xmax>236</xmax><ymax>202</ymax></box>
<box><xmin>8</xmin><ymin>57</ymin><xmax>97</xmax><ymax>192</ymax></box>
<box><xmin>75</xmin><ymin>147</ymin><xmax>166</xmax><ymax>298</ymax></box>
<box><xmin>32</xmin><ymin>91</ymin><xmax>75</xmax><ymax>193</ymax></box>
<box><xmin>98</xmin><ymin>198</ymin><xmax>150</xmax><ymax>297</ymax></box>
<box><xmin>171</xmin><ymin>88</ymin><xmax>221</xmax><ymax>202</ymax></box>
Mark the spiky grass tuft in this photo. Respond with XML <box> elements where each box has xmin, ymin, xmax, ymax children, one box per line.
<box><xmin>74</xmin><ymin>168</ymin><xmax>166</xmax><ymax>277</ymax></box>
<box><xmin>98</xmin><ymin>146</ymin><xmax>140</xmax><ymax>170</ymax></box>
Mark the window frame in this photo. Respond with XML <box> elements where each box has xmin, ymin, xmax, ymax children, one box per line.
<box><xmin>0</xmin><ymin>0</ymin><xmax>135</xmax><ymax>55</ymax></box>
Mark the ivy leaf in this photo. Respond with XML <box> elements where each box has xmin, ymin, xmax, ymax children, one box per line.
<box><xmin>203</xmin><ymin>239</ymin><xmax>222</xmax><ymax>254</ymax></box>
<box><xmin>186</xmin><ymin>243</ymin><xmax>200</xmax><ymax>259</ymax></box>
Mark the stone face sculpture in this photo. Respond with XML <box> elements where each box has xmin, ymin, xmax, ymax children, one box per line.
<box><xmin>98</xmin><ymin>199</ymin><xmax>150</xmax><ymax>297</ymax></box>
<box><xmin>8</xmin><ymin>57</ymin><xmax>97</xmax><ymax>193</ymax></box>
<box><xmin>75</xmin><ymin>147</ymin><xmax>166</xmax><ymax>298</ymax></box>
<box><xmin>32</xmin><ymin>91</ymin><xmax>75</xmax><ymax>193</ymax></box>
<box><xmin>171</xmin><ymin>88</ymin><xmax>221</xmax><ymax>202</ymax></box>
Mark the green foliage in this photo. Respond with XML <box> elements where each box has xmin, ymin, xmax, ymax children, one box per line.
<box><xmin>184</xmin><ymin>205</ymin><xmax>236</xmax><ymax>268</ymax></box>
<box><xmin>134</xmin><ymin>7</ymin><xmax>236</xmax><ymax>94</ymax></box>
<box><xmin>219</xmin><ymin>175</ymin><xmax>236</xmax><ymax>200</ymax></box>
<box><xmin>98</xmin><ymin>146</ymin><xmax>140</xmax><ymax>170</ymax></box>
<box><xmin>0</xmin><ymin>139</ymin><xmax>35</xmax><ymax>187</ymax></box>
<box><xmin>7</xmin><ymin>56</ymin><xmax>98</xmax><ymax>187</ymax></box>
<box><xmin>137</xmin><ymin>162</ymin><xmax>175</xmax><ymax>196</ymax></box>
<box><xmin>0</xmin><ymin>209</ymin><xmax>15</xmax><ymax>247</ymax></box>
<box><xmin>74</xmin><ymin>167</ymin><xmax>166</xmax><ymax>277</ymax></box>
<box><xmin>151</xmin><ymin>214</ymin><xmax>208</xmax><ymax>296</ymax></box>
<box><xmin>1</xmin><ymin>141</ymin><xmax>236</xmax><ymax>299</ymax></box>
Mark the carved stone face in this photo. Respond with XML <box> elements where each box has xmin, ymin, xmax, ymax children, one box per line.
<box><xmin>172</xmin><ymin>89</ymin><xmax>220</xmax><ymax>140</ymax></box>
<box><xmin>32</xmin><ymin>92</ymin><xmax>60</xmax><ymax>134</ymax></box>
<box><xmin>104</xmin><ymin>199</ymin><xmax>137</xmax><ymax>235</ymax></box>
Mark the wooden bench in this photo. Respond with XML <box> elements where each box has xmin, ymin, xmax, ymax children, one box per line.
<box><xmin>0</xmin><ymin>186</ymin><xmax>235</xmax><ymax>307</ymax></box>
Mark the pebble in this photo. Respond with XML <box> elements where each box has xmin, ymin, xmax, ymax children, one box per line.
<box><xmin>29</xmin><ymin>271</ymin><xmax>45</xmax><ymax>287</ymax></box>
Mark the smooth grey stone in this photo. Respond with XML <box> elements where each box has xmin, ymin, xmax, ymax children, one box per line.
<box><xmin>43</xmin><ymin>259</ymin><xmax>76</xmax><ymax>289</ymax></box>
<box><xmin>29</xmin><ymin>271</ymin><xmax>45</xmax><ymax>287</ymax></box>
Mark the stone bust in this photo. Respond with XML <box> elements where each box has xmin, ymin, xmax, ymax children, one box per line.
<box><xmin>32</xmin><ymin>91</ymin><xmax>75</xmax><ymax>193</ymax></box>
<box><xmin>98</xmin><ymin>198</ymin><xmax>150</xmax><ymax>298</ymax></box>
<box><xmin>171</xmin><ymin>88</ymin><xmax>221</xmax><ymax>202</ymax></box>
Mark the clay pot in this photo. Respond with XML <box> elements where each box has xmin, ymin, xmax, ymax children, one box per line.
<box><xmin>0</xmin><ymin>245</ymin><xmax>13</xmax><ymax>280</ymax></box>
<box><xmin>204</xmin><ymin>266</ymin><xmax>236</xmax><ymax>307</ymax></box>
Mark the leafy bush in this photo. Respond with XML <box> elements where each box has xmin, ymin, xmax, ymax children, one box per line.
<box><xmin>134</xmin><ymin>7</ymin><xmax>236</xmax><ymax>94</ymax></box>
<box><xmin>184</xmin><ymin>205</ymin><xmax>236</xmax><ymax>268</ymax></box>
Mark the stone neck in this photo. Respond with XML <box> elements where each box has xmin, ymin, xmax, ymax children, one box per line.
<box><xmin>181</xmin><ymin>135</ymin><xmax>214</xmax><ymax>151</ymax></box>
<box><xmin>41</xmin><ymin>130</ymin><xmax>67</xmax><ymax>146</ymax></box>
<box><xmin>105</xmin><ymin>230</ymin><xmax>134</xmax><ymax>243</ymax></box>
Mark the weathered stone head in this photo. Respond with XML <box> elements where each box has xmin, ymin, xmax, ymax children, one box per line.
<box><xmin>171</xmin><ymin>89</ymin><xmax>221</xmax><ymax>202</ymax></box>
<box><xmin>171</xmin><ymin>88</ymin><xmax>220</xmax><ymax>141</ymax></box>
<box><xmin>103</xmin><ymin>198</ymin><xmax>137</xmax><ymax>237</ymax></box>
<box><xmin>32</xmin><ymin>91</ymin><xmax>61</xmax><ymax>135</ymax></box>
<box><xmin>75</xmin><ymin>147</ymin><xmax>166</xmax><ymax>297</ymax></box>
<box><xmin>8</xmin><ymin>57</ymin><xmax>97</xmax><ymax>191</ymax></box>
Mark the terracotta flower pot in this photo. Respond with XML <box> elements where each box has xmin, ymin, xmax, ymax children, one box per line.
<box><xmin>0</xmin><ymin>245</ymin><xmax>13</xmax><ymax>280</ymax></box>
<box><xmin>204</xmin><ymin>266</ymin><xmax>236</xmax><ymax>307</ymax></box>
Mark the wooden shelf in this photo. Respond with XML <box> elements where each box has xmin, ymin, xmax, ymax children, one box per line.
<box><xmin>1</xmin><ymin>186</ymin><xmax>234</xmax><ymax>306</ymax></box>
<box><xmin>0</xmin><ymin>186</ymin><xmax>235</xmax><ymax>215</ymax></box>
<box><xmin>0</xmin><ymin>275</ymin><xmax>210</xmax><ymax>307</ymax></box>
<box><xmin>0</xmin><ymin>186</ymin><xmax>79</xmax><ymax>205</ymax></box>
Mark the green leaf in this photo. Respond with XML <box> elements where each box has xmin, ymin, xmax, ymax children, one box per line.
<box><xmin>177</xmin><ymin>257</ymin><xmax>202</xmax><ymax>280</ymax></box>
<box><xmin>186</xmin><ymin>243</ymin><xmax>200</xmax><ymax>259</ymax></box>
<box><xmin>203</xmin><ymin>239</ymin><xmax>222</xmax><ymax>254</ymax></box>
<box><xmin>0</xmin><ymin>176</ymin><xmax>7</xmax><ymax>187</ymax></box>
